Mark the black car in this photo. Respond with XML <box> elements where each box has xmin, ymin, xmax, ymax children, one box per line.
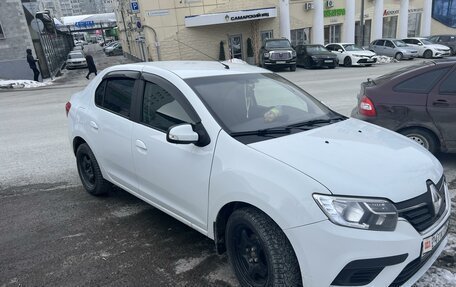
<box><xmin>351</xmin><ymin>60</ymin><xmax>456</xmax><ymax>154</ymax></box>
<box><xmin>259</xmin><ymin>38</ymin><xmax>297</xmax><ymax>71</ymax></box>
<box><xmin>296</xmin><ymin>45</ymin><xmax>338</xmax><ymax>69</ymax></box>
<box><xmin>428</xmin><ymin>34</ymin><xmax>456</xmax><ymax>55</ymax></box>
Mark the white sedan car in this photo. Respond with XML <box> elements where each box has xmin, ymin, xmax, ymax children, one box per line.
<box><xmin>326</xmin><ymin>43</ymin><xmax>377</xmax><ymax>66</ymax></box>
<box><xmin>403</xmin><ymin>37</ymin><xmax>451</xmax><ymax>58</ymax></box>
<box><xmin>66</xmin><ymin>51</ymin><xmax>87</xmax><ymax>69</ymax></box>
<box><xmin>66</xmin><ymin>61</ymin><xmax>450</xmax><ymax>287</ymax></box>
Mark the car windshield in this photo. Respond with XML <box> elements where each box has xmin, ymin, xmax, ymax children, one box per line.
<box><xmin>306</xmin><ymin>45</ymin><xmax>328</xmax><ymax>52</ymax></box>
<box><xmin>68</xmin><ymin>53</ymin><xmax>84</xmax><ymax>59</ymax></box>
<box><xmin>421</xmin><ymin>39</ymin><xmax>434</xmax><ymax>45</ymax></box>
<box><xmin>265</xmin><ymin>40</ymin><xmax>291</xmax><ymax>49</ymax></box>
<box><xmin>393</xmin><ymin>40</ymin><xmax>408</xmax><ymax>47</ymax></box>
<box><xmin>342</xmin><ymin>44</ymin><xmax>364</xmax><ymax>51</ymax></box>
<box><xmin>186</xmin><ymin>73</ymin><xmax>338</xmax><ymax>135</ymax></box>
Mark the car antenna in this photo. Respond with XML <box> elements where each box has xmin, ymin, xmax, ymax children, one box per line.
<box><xmin>173</xmin><ymin>38</ymin><xmax>229</xmax><ymax>69</ymax></box>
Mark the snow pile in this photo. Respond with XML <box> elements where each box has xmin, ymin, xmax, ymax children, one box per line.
<box><xmin>0</xmin><ymin>79</ymin><xmax>51</xmax><ymax>89</ymax></box>
<box><xmin>415</xmin><ymin>267</ymin><xmax>456</xmax><ymax>286</ymax></box>
<box><xmin>375</xmin><ymin>56</ymin><xmax>396</xmax><ymax>64</ymax></box>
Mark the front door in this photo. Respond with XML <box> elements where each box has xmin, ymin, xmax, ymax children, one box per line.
<box><xmin>131</xmin><ymin>74</ymin><xmax>214</xmax><ymax>231</ymax></box>
<box><xmin>229</xmin><ymin>34</ymin><xmax>243</xmax><ymax>59</ymax></box>
<box><xmin>428</xmin><ymin>67</ymin><xmax>456</xmax><ymax>149</ymax></box>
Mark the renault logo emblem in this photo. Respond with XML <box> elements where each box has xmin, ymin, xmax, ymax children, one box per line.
<box><xmin>430</xmin><ymin>184</ymin><xmax>442</xmax><ymax>216</ymax></box>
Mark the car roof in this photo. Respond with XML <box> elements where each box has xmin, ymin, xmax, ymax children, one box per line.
<box><xmin>326</xmin><ymin>43</ymin><xmax>355</xmax><ymax>45</ymax></box>
<box><xmin>112</xmin><ymin>61</ymin><xmax>272</xmax><ymax>79</ymax></box>
<box><xmin>403</xmin><ymin>37</ymin><xmax>426</xmax><ymax>40</ymax></box>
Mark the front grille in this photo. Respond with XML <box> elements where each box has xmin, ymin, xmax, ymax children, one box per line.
<box><xmin>270</xmin><ymin>51</ymin><xmax>292</xmax><ymax>60</ymax></box>
<box><xmin>395</xmin><ymin>177</ymin><xmax>446</xmax><ymax>233</ymax></box>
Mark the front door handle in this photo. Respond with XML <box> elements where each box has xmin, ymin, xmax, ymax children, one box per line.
<box><xmin>135</xmin><ymin>140</ymin><xmax>147</xmax><ymax>151</ymax></box>
<box><xmin>90</xmin><ymin>121</ymin><xmax>98</xmax><ymax>130</ymax></box>
<box><xmin>433</xmin><ymin>99</ymin><xmax>449</xmax><ymax>107</ymax></box>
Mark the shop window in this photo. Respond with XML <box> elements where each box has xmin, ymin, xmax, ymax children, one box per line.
<box><xmin>408</xmin><ymin>13</ymin><xmax>421</xmax><ymax>37</ymax></box>
<box><xmin>324</xmin><ymin>24</ymin><xmax>341</xmax><ymax>44</ymax></box>
<box><xmin>433</xmin><ymin>0</ymin><xmax>456</xmax><ymax>28</ymax></box>
<box><xmin>383</xmin><ymin>16</ymin><xmax>397</xmax><ymax>38</ymax></box>
<box><xmin>291</xmin><ymin>28</ymin><xmax>310</xmax><ymax>46</ymax></box>
<box><xmin>0</xmin><ymin>22</ymin><xmax>5</xmax><ymax>39</ymax></box>
<box><xmin>355</xmin><ymin>20</ymin><xmax>371</xmax><ymax>47</ymax></box>
<box><xmin>261</xmin><ymin>30</ymin><xmax>273</xmax><ymax>45</ymax></box>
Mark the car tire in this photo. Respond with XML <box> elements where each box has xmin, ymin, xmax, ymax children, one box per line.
<box><xmin>290</xmin><ymin>64</ymin><xmax>296</xmax><ymax>72</ymax></box>
<box><xmin>76</xmin><ymin>143</ymin><xmax>110</xmax><ymax>196</ymax></box>
<box><xmin>450</xmin><ymin>47</ymin><xmax>455</xmax><ymax>56</ymax></box>
<box><xmin>225</xmin><ymin>207</ymin><xmax>302</xmax><ymax>287</ymax></box>
<box><xmin>395</xmin><ymin>52</ymin><xmax>403</xmax><ymax>61</ymax></box>
<box><xmin>343</xmin><ymin>57</ymin><xmax>352</xmax><ymax>67</ymax></box>
<box><xmin>400</xmin><ymin>128</ymin><xmax>438</xmax><ymax>154</ymax></box>
<box><xmin>423</xmin><ymin>50</ymin><xmax>433</xmax><ymax>59</ymax></box>
<box><xmin>303</xmin><ymin>57</ymin><xmax>312</xmax><ymax>69</ymax></box>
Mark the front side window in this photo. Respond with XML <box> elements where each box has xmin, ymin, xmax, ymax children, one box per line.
<box><xmin>394</xmin><ymin>68</ymin><xmax>450</xmax><ymax>93</ymax></box>
<box><xmin>440</xmin><ymin>69</ymin><xmax>456</xmax><ymax>94</ymax></box>
<box><xmin>385</xmin><ymin>41</ymin><xmax>395</xmax><ymax>48</ymax></box>
<box><xmin>186</xmin><ymin>73</ymin><xmax>337</xmax><ymax>135</ymax></box>
<box><xmin>141</xmin><ymin>82</ymin><xmax>192</xmax><ymax>132</ymax></box>
<box><xmin>97</xmin><ymin>78</ymin><xmax>135</xmax><ymax>117</ymax></box>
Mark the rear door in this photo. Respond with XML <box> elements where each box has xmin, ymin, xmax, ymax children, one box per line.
<box><xmin>428</xmin><ymin>66</ymin><xmax>456</xmax><ymax>148</ymax></box>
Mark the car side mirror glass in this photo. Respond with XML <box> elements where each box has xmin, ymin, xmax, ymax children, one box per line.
<box><xmin>338</xmin><ymin>49</ymin><xmax>343</xmax><ymax>52</ymax></box>
<box><xmin>167</xmin><ymin>124</ymin><xmax>199</xmax><ymax>145</ymax></box>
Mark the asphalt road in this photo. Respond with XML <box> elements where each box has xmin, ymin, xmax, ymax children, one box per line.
<box><xmin>0</xmin><ymin>51</ymin><xmax>455</xmax><ymax>286</ymax></box>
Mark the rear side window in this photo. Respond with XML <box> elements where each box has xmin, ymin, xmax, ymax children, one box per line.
<box><xmin>95</xmin><ymin>78</ymin><xmax>135</xmax><ymax>117</ymax></box>
<box><xmin>141</xmin><ymin>82</ymin><xmax>192</xmax><ymax>132</ymax></box>
<box><xmin>394</xmin><ymin>68</ymin><xmax>450</xmax><ymax>93</ymax></box>
<box><xmin>440</xmin><ymin>70</ymin><xmax>456</xmax><ymax>94</ymax></box>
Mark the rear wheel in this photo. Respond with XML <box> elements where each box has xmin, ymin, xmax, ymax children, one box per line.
<box><xmin>343</xmin><ymin>56</ymin><xmax>352</xmax><ymax>67</ymax></box>
<box><xmin>395</xmin><ymin>52</ymin><xmax>403</xmax><ymax>61</ymax></box>
<box><xmin>226</xmin><ymin>207</ymin><xmax>302</xmax><ymax>287</ymax></box>
<box><xmin>423</xmin><ymin>49</ymin><xmax>433</xmax><ymax>59</ymax></box>
<box><xmin>400</xmin><ymin>128</ymin><xmax>438</xmax><ymax>154</ymax></box>
<box><xmin>76</xmin><ymin>143</ymin><xmax>110</xmax><ymax>196</ymax></box>
<box><xmin>290</xmin><ymin>64</ymin><xmax>296</xmax><ymax>71</ymax></box>
<box><xmin>450</xmin><ymin>47</ymin><xmax>455</xmax><ymax>56</ymax></box>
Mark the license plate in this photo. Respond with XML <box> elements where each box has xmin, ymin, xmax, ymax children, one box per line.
<box><xmin>324</xmin><ymin>60</ymin><xmax>333</xmax><ymax>63</ymax></box>
<box><xmin>366</xmin><ymin>59</ymin><xmax>375</xmax><ymax>62</ymax></box>
<box><xmin>422</xmin><ymin>220</ymin><xmax>449</xmax><ymax>257</ymax></box>
<box><xmin>276</xmin><ymin>61</ymin><xmax>286</xmax><ymax>64</ymax></box>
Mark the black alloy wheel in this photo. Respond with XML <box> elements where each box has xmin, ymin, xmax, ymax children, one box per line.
<box><xmin>303</xmin><ymin>57</ymin><xmax>312</xmax><ymax>69</ymax></box>
<box><xmin>423</xmin><ymin>50</ymin><xmax>433</xmax><ymax>59</ymax></box>
<box><xmin>226</xmin><ymin>207</ymin><xmax>302</xmax><ymax>287</ymax></box>
<box><xmin>344</xmin><ymin>56</ymin><xmax>352</xmax><ymax>67</ymax></box>
<box><xmin>76</xmin><ymin>143</ymin><xmax>110</xmax><ymax>196</ymax></box>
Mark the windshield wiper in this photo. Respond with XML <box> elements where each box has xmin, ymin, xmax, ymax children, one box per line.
<box><xmin>230</xmin><ymin>127</ymin><xmax>293</xmax><ymax>137</ymax></box>
<box><xmin>288</xmin><ymin>116</ymin><xmax>346</xmax><ymax>128</ymax></box>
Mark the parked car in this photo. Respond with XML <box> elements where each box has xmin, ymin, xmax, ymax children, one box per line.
<box><xmin>66</xmin><ymin>51</ymin><xmax>87</xmax><ymax>69</ymax></box>
<box><xmin>351</xmin><ymin>59</ymin><xmax>456</xmax><ymax>154</ymax></box>
<box><xmin>326</xmin><ymin>43</ymin><xmax>377</xmax><ymax>67</ymax></box>
<box><xmin>66</xmin><ymin>61</ymin><xmax>450</xmax><ymax>287</ymax></box>
<box><xmin>105</xmin><ymin>43</ymin><xmax>123</xmax><ymax>56</ymax></box>
<box><xmin>102</xmin><ymin>41</ymin><xmax>118</xmax><ymax>52</ymax></box>
<box><xmin>369</xmin><ymin>38</ymin><xmax>418</xmax><ymax>60</ymax></box>
<box><xmin>73</xmin><ymin>45</ymin><xmax>84</xmax><ymax>52</ymax></box>
<box><xmin>402</xmin><ymin>37</ymin><xmax>451</xmax><ymax>58</ymax></box>
<box><xmin>428</xmin><ymin>34</ymin><xmax>456</xmax><ymax>55</ymax></box>
<box><xmin>259</xmin><ymin>38</ymin><xmax>297</xmax><ymax>71</ymax></box>
<box><xmin>295</xmin><ymin>44</ymin><xmax>338</xmax><ymax>68</ymax></box>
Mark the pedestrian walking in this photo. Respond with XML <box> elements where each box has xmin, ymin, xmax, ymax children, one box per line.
<box><xmin>85</xmin><ymin>54</ymin><xmax>97</xmax><ymax>79</ymax></box>
<box><xmin>26</xmin><ymin>49</ymin><xmax>40</xmax><ymax>82</ymax></box>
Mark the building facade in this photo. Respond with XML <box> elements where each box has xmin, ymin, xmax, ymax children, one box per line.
<box><xmin>114</xmin><ymin>0</ymin><xmax>456</xmax><ymax>64</ymax></box>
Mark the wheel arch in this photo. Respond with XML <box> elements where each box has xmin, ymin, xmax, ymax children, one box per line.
<box><xmin>396</xmin><ymin>125</ymin><xmax>442</xmax><ymax>151</ymax></box>
<box><xmin>73</xmin><ymin>136</ymin><xmax>87</xmax><ymax>155</ymax></box>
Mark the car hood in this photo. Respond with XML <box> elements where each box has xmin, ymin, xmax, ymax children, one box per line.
<box><xmin>309</xmin><ymin>51</ymin><xmax>336</xmax><ymax>57</ymax></box>
<box><xmin>248</xmin><ymin>118</ymin><xmax>442</xmax><ymax>203</ymax></box>
<box><xmin>427</xmin><ymin>44</ymin><xmax>450</xmax><ymax>50</ymax></box>
<box><xmin>347</xmin><ymin>50</ymin><xmax>376</xmax><ymax>56</ymax></box>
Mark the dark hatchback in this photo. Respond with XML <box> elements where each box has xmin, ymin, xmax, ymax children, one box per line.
<box><xmin>296</xmin><ymin>44</ymin><xmax>338</xmax><ymax>69</ymax></box>
<box><xmin>351</xmin><ymin>60</ymin><xmax>456</xmax><ymax>154</ymax></box>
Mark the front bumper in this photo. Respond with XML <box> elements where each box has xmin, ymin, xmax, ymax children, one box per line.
<box><xmin>264</xmin><ymin>58</ymin><xmax>296</xmax><ymax>66</ymax></box>
<box><xmin>67</xmin><ymin>62</ymin><xmax>87</xmax><ymax>68</ymax></box>
<box><xmin>355</xmin><ymin>57</ymin><xmax>377</xmax><ymax>65</ymax></box>
<box><xmin>311</xmin><ymin>58</ymin><xmax>337</xmax><ymax>67</ymax></box>
<box><xmin>433</xmin><ymin>50</ymin><xmax>451</xmax><ymax>57</ymax></box>
<box><xmin>285</xmin><ymin>200</ymin><xmax>451</xmax><ymax>287</ymax></box>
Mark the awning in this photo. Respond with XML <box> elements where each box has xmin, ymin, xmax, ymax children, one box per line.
<box><xmin>185</xmin><ymin>7</ymin><xmax>277</xmax><ymax>28</ymax></box>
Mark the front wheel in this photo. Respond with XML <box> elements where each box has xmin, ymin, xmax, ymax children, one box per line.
<box><xmin>76</xmin><ymin>143</ymin><xmax>110</xmax><ymax>195</ymax></box>
<box><xmin>343</xmin><ymin>56</ymin><xmax>352</xmax><ymax>67</ymax></box>
<box><xmin>423</xmin><ymin>50</ymin><xmax>433</xmax><ymax>59</ymax></box>
<box><xmin>400</xmin><ymin>128</ymin><xmax>438</xmax><ymax>154</ymax></box>
<box><xmin>226</xmin><ymin>207</ymin><xmax>302</xmax><ymax>287</ymax></box>
<box><xmin>395</xmin><ymin>52</ymin><xmax>403</xmax><ymax>61</ymax></box>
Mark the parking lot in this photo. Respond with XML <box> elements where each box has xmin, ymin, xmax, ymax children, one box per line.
<box><xmin>0</xmin><ymin>51</ymin><xmax>455</xmax><ymax>286</ymax></box>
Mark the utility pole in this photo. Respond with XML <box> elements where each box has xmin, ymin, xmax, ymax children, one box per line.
<box><xmin>119</xmin><ymin>0</ymin><xmax>131</xmax><ymax>54</ymax></box>
<box><xmin>360</xmin><ymin>0</ymin><xmax>365</xmax><ymax>46</ymax></box>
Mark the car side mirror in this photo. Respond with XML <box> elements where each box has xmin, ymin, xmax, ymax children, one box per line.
<box><xmin>338</xmin><ymin>49</ymin><xmax>343</xmax><ymax>53</ymax></box>
<box><xmin>418</xmin><ymin>42</ymin><xmax>423</xmax><ymax>46</ymax></box>
<box><xmin>167</xmin><ymin>124</ymin><xmax>199</xmax><ymax>145</ymax></box>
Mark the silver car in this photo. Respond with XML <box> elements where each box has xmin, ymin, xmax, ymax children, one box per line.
<box><xmin>369</xmin><ymin>38</ymin><xmax>418</xmax><ymax>60</ymax></box>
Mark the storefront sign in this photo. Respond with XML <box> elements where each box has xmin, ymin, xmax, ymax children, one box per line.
<box><xmin>146</xmin><ymin>9</ymin><xmax>169</xmax><ymax>17</ymax></box>
<box><xmin>324</xmin><ymin>9</ymin><xmax>345</xmax><ymax>17</ymax></box>
<box><xmin>185</xmin><ymin>7</ymin><xmax>277</xmax><ymax>27</ymax></box>
<box><xmin>384</xmin><ymin>8</ymin><xmax>423</xmax><ymax>16</ymax></box>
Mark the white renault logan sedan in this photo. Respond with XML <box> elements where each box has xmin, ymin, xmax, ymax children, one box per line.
<box><xmin>66</xmin><ymin>61</ymin><xmax>450</xmax><ymax>287</ymax></box>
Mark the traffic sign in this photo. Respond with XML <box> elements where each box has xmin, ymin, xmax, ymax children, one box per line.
<box><xmin>136</xmin><ymin>21</ymin><xmax>142</xmax><ymax>29</ymax></box>
<box><xmin>131</xmin><ymin>1</ymin><xmax>140</xmax><ymax>13</ymax></box>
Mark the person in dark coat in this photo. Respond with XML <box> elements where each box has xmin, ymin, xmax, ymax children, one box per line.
<box><xmin>26</xmin><ymin>49</ymin><xmax>40</xmax><ymax>82</ymax></box>
<box><xmin>85</xmin><ymin>54</ymin><xmax>97</xmax><ymax>79</ymax></box>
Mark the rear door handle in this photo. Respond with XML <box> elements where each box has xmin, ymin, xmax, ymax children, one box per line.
<box><xmin>433</xmin><ymin>99</ymin><xmax>449</xmax><ymax>107</ymax></box>
<box><xmin>90</xmin><ymin>121</ymin><xmax>98</xmax><ymax>130</ymax></box>
<box><xmin>135</xmin><ymin>140</ymin><xmax>147</xmax><ymax>151</ymax></box>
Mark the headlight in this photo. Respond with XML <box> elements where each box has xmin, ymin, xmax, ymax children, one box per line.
<box><xmin>313</xmin><ymin>194</ymin><xmax>398</xmax><ymax>231</ymax></box>
<box><xmin>311</xmin><ymin>56</ymin><xmax>318</xmax><ymax>60</ymax></box>
<box><xmin>292</xmin><ymin>50</ymin><xmax>297</xmax><ymax>57</ymax></box>
<box><xmin>352</xmin><ymin>54</ymin><xmax>364</xmax><ymax>58</ymax></box>
<box><xmin>263</xmin><ymin>52</ymin><xmax>270</xmax><ymax>58</ymax></box>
